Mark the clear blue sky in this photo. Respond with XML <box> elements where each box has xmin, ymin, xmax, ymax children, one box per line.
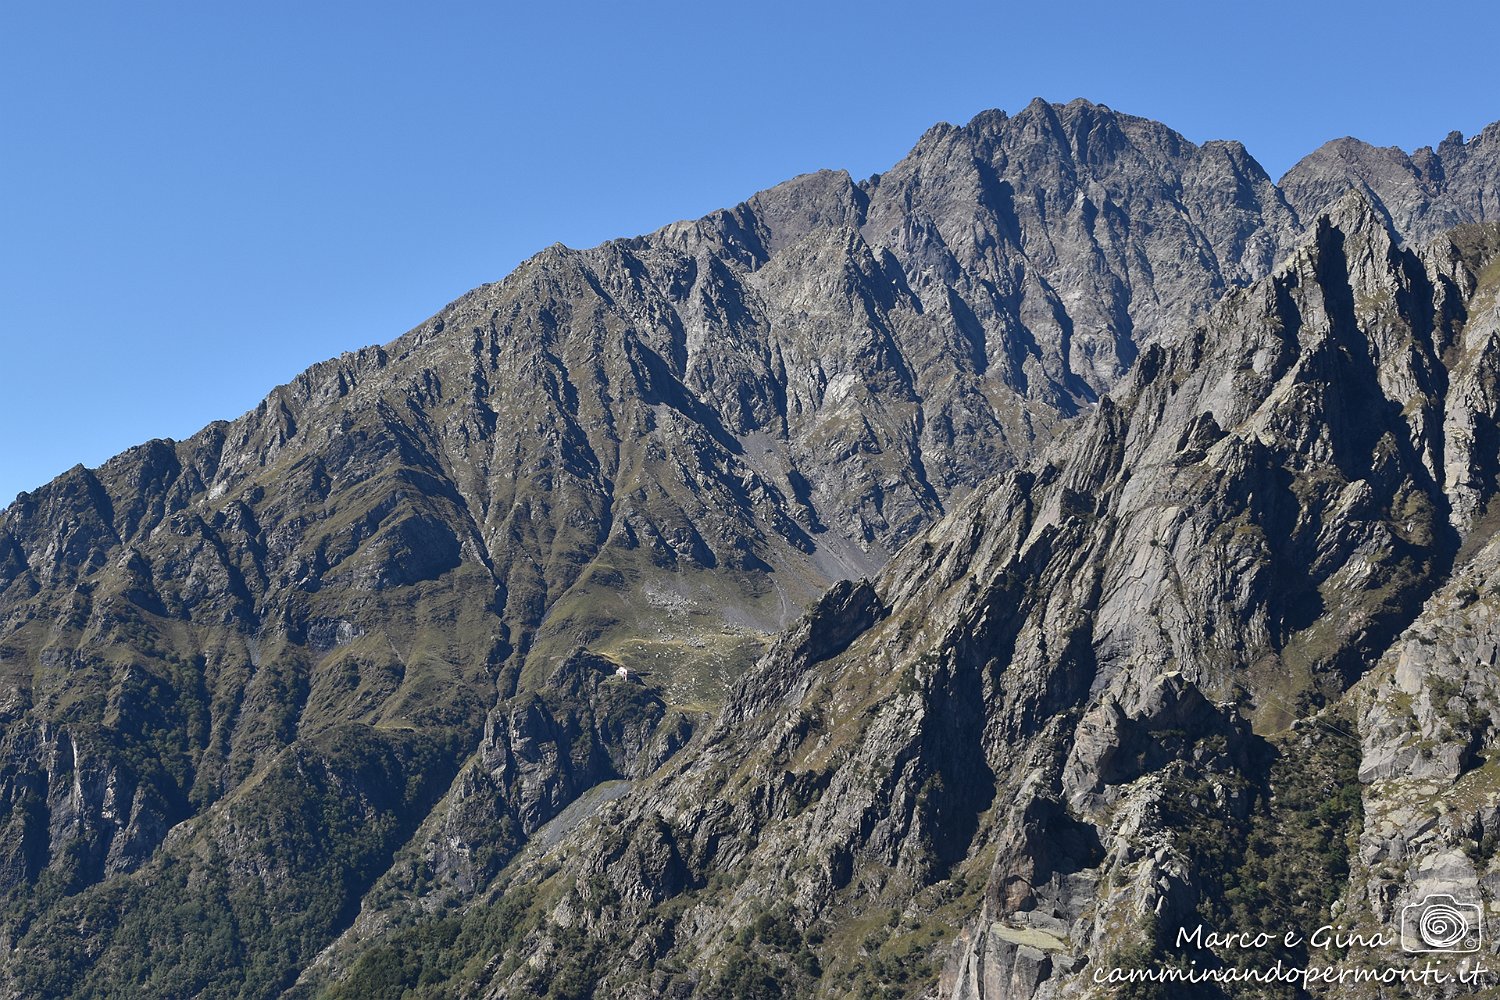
<box><xmin>4</xmin><ymin>1</ymin><xmax>1498</xmax><ymax>506</ymax></box>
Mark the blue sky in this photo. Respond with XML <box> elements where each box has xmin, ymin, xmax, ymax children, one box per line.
<box><xmin>4</xmin><ymin>0</ymin><xmax>1498</xmax><ymax>506</ymax></box>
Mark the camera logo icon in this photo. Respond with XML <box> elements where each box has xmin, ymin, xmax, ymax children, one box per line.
<box><xmin>1401</xmin><ymin>894</ymin><xmax>1483</xmax><ymax>953</ymax></box>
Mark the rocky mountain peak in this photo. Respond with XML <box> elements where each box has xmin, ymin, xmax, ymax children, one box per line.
<box><xmin>1282</xmin><ymin>121</ymin><xmax>1500</xmax><ymax>247</ymax></box>
<box><xmin>4</xmin><ymin>103</ymin><xmax>1500</xmax><ymax>1000</ymax></box>
<box><xmin>428</xmin><ymin>206</ymin><xmax>1500</xmax><ymax>1000</ymax></box>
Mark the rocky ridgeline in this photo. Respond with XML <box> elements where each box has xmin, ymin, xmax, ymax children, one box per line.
<box><xmin>403</xmin><ymin>202</ymin><xmax>1499</xmax><ymax>1000</ymax></box>
<box><xmin>0</xmin><ymin>103</ymin><xmax>1497</xmax><ymax>998</ymax></box>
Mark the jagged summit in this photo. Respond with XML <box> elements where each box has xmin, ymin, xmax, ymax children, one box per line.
<box><xmin>1281</xmin><ymin>119</ymin><xmax>1500</xmax><ymax>245</ymax></box>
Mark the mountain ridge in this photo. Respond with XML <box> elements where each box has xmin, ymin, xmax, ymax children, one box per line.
<box><xmin>2</xmin><ymin>100</ymin><xmax>1499</xmax><ymax>999</ymax></box>
<box><xmin>325</xmin><ymin>195</ymin><xmax>1500</xmax><ymax>1000</ymax></box>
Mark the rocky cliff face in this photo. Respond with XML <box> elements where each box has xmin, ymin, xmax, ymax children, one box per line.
<box><xmin>1282</xmin><ymin>124</ymin><xmax>1500</xmax><ymax>247</ymax></box>
<box><xmin>2</xmin><ymin>103</ymin><xmax>1499</xmax><ymax>999</ymax></box>
<box><xmin>318</xmin><ymin>201</ymin><xmax>1498</xmax><ymax>1000</ymax></box>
